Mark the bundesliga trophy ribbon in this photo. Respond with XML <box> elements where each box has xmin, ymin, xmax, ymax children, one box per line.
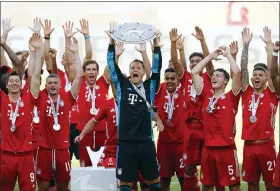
<box><xmin>111</xmin><ymin>22</ymin><xmax>157</xmax><ymax>44</ymax></box>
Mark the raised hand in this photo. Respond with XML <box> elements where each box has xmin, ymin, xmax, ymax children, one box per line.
<box><xmin>273</xmin><ymin>41</ymin><xmax>280</xmax><ymax>52</ymax></box>
<box><xmin>260</xmin><ymin>26</ymin><xmax>272</xmax><ymax>44</ymax></box>
<box><xmin>29</xmin><ymin>17</ymin><xmax>41</xmax><ymax>33</ymax></box>
<box><xmin>2</xmin><ymin>18</ymin><xmax>14</xmax><ymax>34</ymax></box>
<box><xmin>30</xmin><ymin>33</ymin><xmax>42</xmax><ymax>49</ymax></box>
<box><xmin>115</xmin><ymin>42</ymin><xmax>125</xmax><ymax>57</ymax></box>
<box><xmin>150</xmin><ymin>41</ymin><xmax>163</xmax><ymax>53</ymax></box>
<box><xmin>104</xmin><ymin>21</ymin><xmax>117</xmax><ymax>37</ymax></box>
<box><xmin>76</xmin><ymin>18</ymin><xmax>89</xmax><ymax>36</ymax></box>
<box><xmin>63</xmin><ymin>21</ymin><xmax>77</xmax><ymax>39</ymax></box>
<box><xmin>22</xmin><ymin>50</ymin><xmax>30</xmax><ymax>61</ymax></box>
<box><xmin>151</xmin><ymin>29</ymin><xmax>161</xmax><ymax>48</ymax></box>
<box><xmin>169</xmin><ymin>28</ymin><xmax>181</xmax><ymax>42</ymax></box>
<box><xmin>66</xmin><ymin>37</ymin><xmax>79</xmax><ymax>53</ymax></box>
<box><xmin>48</xmin><ymin>48</ymin><xmax>57</xmax><ymax>59</ymax></box>
<box><xmin>191</xmin><ymin>26</ymin><xmax>205</xmax><ymax>41</ymax></box>
<box><xmin>242</xmin><ymin>27</ymin><xmax>253</xmax><ymax>45</ymax></box>
<box><xmin>210</xmin><ymin>47</ymin><xmax>224</xmax><ymax>60</ymax></box>
<box><xmin>229</xmin><ymin>41</ymin><xmax>239</xmax><ymax>56</ymax></box>
<box><xmin>176</xmin><ymin>36</ymin><xmax>185</xmax><ymax>50</ymax></box>
<box><xmin>135</xmin><ymin>43</ymin><xmax>147</xmax><ymax>53</ymax></box>
<box><xmin>41</xmin><ymin>19</ymin><xmax>54</xmax><ymax>37</ymax></box>
<box><xmin>1</xmin><ymin>18</ymin><xmax>14</xmax><ymax>44</ymax></box>
<box><xmin>219</xmin><ymin>46</ymin><xmax>230</xmax><ymax>57</ymax></box>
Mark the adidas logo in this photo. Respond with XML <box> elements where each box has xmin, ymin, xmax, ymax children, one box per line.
<box><xmin>230</xmin><ymin>176</ymin><xmax>236</xmax><ymax>181</ymax></box>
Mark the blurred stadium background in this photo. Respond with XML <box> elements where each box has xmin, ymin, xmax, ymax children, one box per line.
<box><xmin>1</xmin><ymin>2</ymin><xmax>279</xmax><ymax>190</ymax></box>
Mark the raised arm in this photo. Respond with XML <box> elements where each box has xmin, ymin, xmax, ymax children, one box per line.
<box><xmin>66</xmin><ymin>37</ymin><xmax>83</xmax><ymax>99</ymax></box>
<box><xmin>270</xmin><ymin>41</ymin><xmax>279</xmax><ymax>95</ymax></box>
<box><xmin>105</xmin><ymin>22</ymin><xmax>126</xmax><ymax>90</ymax></box>
<box><xmin>229</xmin><ymin>41</ymin><xmax>239</xmax><ymax>78</ymax></box>
<box><xmin>135</xmin><ymin>43</ymin><xmax>152</xmax><ymax>78</ymax></box>
<box><xmin>150</xmin><ymin>30</ymin><xmax>162</xmax><ymax>95</ymax></box>
<box><xmin>63</xmin><ymin>21</ymin><xmax>77</xmax><ymax>70</ymax></box>
<box><xmin>76</xmin><ymin>18</ymin><xmax>92</xmax><ymax>61</ymax></box>
<box><xmin>0</xmin><ymin>18</ymin><xmax>13</xmax><ymax>67</ymax></box>
<box><xmin>191</xmin><ymin>48</ymin><xmax>222</xmax><ymax>94</ymax></box>
<box><xmin>240</xmin><ymin>27</ymin><xmax>253</xmax><ymax>91</ymax></box>
<box><xmin>192</xmin><ymin>26</ymin><xmax>214</xmax><ymax>76</ymax></box>
<box><xmin>41</xmin><ymin>19</ymin><xmax>55</xmax><ymax>73</ymax></box>
<box><xmin>260</xmin><ymin>26</ymin><xmax>275</xmax><ymax>91</ymax></box>
<box><xmin>27</xmin><ymin>41</ymin><xmax>36</xmax><ymax>85</ymax></box>
<box><xmin>169</xmin><ymin>28</ymin><xmax>184</xmax><ymax>78</ymax></box>
<box><xmin>49</xmin><ymin>48</ymin><xmax>58</xmax><ymax>74</ymax></box>
<box><xmin>30</xmin><ymin>33</ymin><xmax>43</xmax><ymax>98</ymax></box>
<box><xmin>223</xmin><ymin>46</ymin><xmax>242</xmax><ymax>94</ymax></box>
<box><xmin>176</xmin><ymin>36</ymin><xmax>187</xmax><ymax>70</ymax></box>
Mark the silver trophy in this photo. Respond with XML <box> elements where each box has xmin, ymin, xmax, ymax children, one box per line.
<box><xmin>111</xmin><ymin>22</ymin><xmax>157</xmax><ymax>44</ymax></box>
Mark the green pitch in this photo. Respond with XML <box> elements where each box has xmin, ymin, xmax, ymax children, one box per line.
<box><xmin>14</xmin><ymin>159</ymin><xmax>267</xmax><ymax>191</ymax></box>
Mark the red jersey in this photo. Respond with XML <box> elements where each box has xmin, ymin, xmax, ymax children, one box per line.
<box><xmin>0</xmin><ymin>90</ymin><xmax>34</xmax><ymax>152</ymax></box>
<box><xmin>241</xmin><ymin>86</ymin><xmax>278</xmax><ymax>140</ymax></box>
<box><xmin>200</xmin><ymin>86</ymin><xmax>241</xmax><ymax>147</ymax></box>
<box><xmin>180</xmin><ymin>70</ymin><xmax>212</xmax><ymax>127</ymax></box>
<box><xmin>93</xmin><ymin>98</ymin><xmax>117</xmax><ymax>157</ymax></box>
<box><xmin>57</xmin><ymin>69</ymin><xmax>79</xmax><ymax>124</ymax></box>
<box><xmin>35</xmin><ymin>89</ymin><xmax>75</xmax><ymax>149</ymax></box>
<box><xmin>77</xmin><ymin>76</ymin><xmax>109</xmax><ymax>131</ymax></box>
<box><xmin>154</xmin><ymin>83</ymin><xmax>186</xmax><ymax>143</ymax></box>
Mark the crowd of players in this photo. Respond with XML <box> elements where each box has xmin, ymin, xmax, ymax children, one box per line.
<box><xmin>0</xmin><ymin>17</ymin><xmax>279</xmax><ymax>191</ymax></box>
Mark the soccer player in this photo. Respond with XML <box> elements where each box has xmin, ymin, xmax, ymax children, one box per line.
<box><xmin>269</xmin><ymin>40</ymin><xmax>280</xmax><ymax>189</ymax></box>
<box><xmin>240</xmin><ymin>27</ymin><xmax>278</xmax><ymax>191</ymax></box>
<box><xmin>106</xmin><ymin>25</ymin><xmax>162</xmax><ymax>190</ymax></box>
<box><xmin>154</xmin><ymin>67</ymin><xmax>186</xmax><ymax>190</ymax></box>
<box><xmin>169</xmin><ymin>28</ymin><xmax>225</xmax><ymax>191</ymax></box>
<box><xmin>191</xmin><ymin>46</ymin><xmax>242</xmax><ymax>190</ymax></box>
<box><xmin>0</xmin><ymin>33</ymin><xmax>43</xmax><ymax>191</ymax></box>
<box><xmin>34</xmin><ymin>37</ymin><xmax>83</xmax><ymax>191</ymax></box>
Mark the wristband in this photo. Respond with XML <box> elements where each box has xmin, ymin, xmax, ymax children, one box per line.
<box><xmin>84</xmin><ymin>35</ymin><xmax>91</xmax><ymax>39</ymax></box>
<box><xmin>44</xmin><ymin>36</ymin><xmax>50</xmax><ymax>40</ymax></box>
<box><xmin>272</xmin><ymin>51</ymin><xmax>279</xmax><ymax>57</ymax></box>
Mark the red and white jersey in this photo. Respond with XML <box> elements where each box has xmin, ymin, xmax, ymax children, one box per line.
<box><xmin>57</xmin><ymin>69</ymin><xmax>79</xmax><ymax>125</ymax></box>
<box><xmin>180</xmin><ymin>70</ymin><xmax>212</xmax><ymax>127</ymax></box>
<box><xmin>77</xmin><ymin>76</ymin><xmax>110</xmax><ymax>131</ymax></box>
<box><xmin>154</xmin><ymin>83</ymin><xmax>186</xmax><ymax>143</ymax></box>
<box><xmin>93</xmin><ymin>98</ymin><xmax>117</xmax><ymax>157</ymax></box>
<box><xmin>0</xmin><ymin>90</ymin><xmax>34</xmax><ymax>152</ymax></box>
<box><xmin>200</xmin><ymin>86</ymin><xmax>241</xmax><ymax>147</ymax></box>
<box><xmin>35</xmin><ymin>89</ymin><xmax>75</xmax><ymax>149</ymax></box>
<box><xmin>241</xmin><ymin>86</ymin><xmax>278</xmax><ymax>140</ymax></box>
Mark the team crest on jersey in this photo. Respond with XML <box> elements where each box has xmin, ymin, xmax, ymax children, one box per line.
<box><xmin>36</xmin><ymin>169</ymin><xmax>41</xmax><ymax>175</ymax></box>
<box><xmin>60</xmin><ymin>100</ymin><xmax>64</xmax><ymax>107</ymax></box>
<box><xmin>183</xmin><ymin>153</ymin><xmax>187</xmax><ymax>160</ymax></box>
<box><xmin>117</xmin><ymin>168</ymin><xmax>123</xmax><ymax>175</ymax></box>
<box><xmin>19</xmin><ymin>101</ymin><xmax>24</xmax><ymax>107</ymax></box>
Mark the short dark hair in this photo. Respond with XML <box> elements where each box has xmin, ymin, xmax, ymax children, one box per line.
<box><xmin>253</xmin><ymin>66</ymin><xmax>266</xmax><ymax>73</ymax></box>
<box><xmin>0</xmin><ymin>66</ymin><xmax>10</xmax><ymax>94</ymax></box>
<box><xmin>129</xmin><ymin>59</ymin><xmax>145</xmax><ymax>70</ymax></box>
<box><xmin>254</xmin><ymin>63</ymin><xmax>267</xmax><ymax>70</ymax></box>
<box><xmin>46</xmin><ymin>74</ymin><xmax>60</xmax><ymax>82</ymax></box>
<box><xmin>6</xmin><ymin>71</ymin><xmax>21</xmax><ymax>84</ymax></box>
<box><xmin>214</xmin><ymin>68</ymin><xmax>230</xmax><ymax>81</ymax></box>
<box><xmin>164</xmin><ymin>67</ymin><xmax>176</xmax><ymax>73</ymax></box>
<box><xmin>189</xmin><ymin>52</ymin><xmax>203</xmax><ymax>61</ymax></box>
<box><xmin>83</xmin><ymin>60</ymin><xmax>99</xmax><ymax>72</ymax></box>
